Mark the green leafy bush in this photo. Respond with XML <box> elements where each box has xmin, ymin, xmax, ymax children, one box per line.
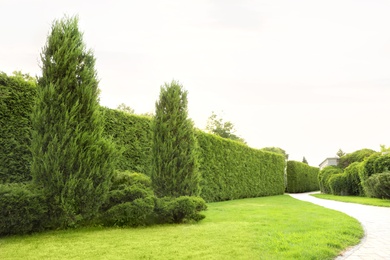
<box><xmin>328</xmin><ymin>174</ymin><xmax>348</xmax><ymax>196</ymax></box>
<box><xmin>286</xmin><ymin>161</ymin><xmax>319</xmax><ymax>193</ymax></box>
<box><xmin>102</xmin><ymin>171</ymin><xmax>154</xmax><ymax>210</ymax></box>
<box><xmin>0</xmin><ymin>72</ymin><xmax>36</xmax><ymax>183</ymax></box>
<box><xmin>154</xmin><ymin>196</ymin><xmax>207</xmax><ymax>224</ymax></box>
<box><xmin>364</xmin><ymin>172</ymin><xmax>390</xmax><ymax>199</ymax></box>
<box><xmin>100</xmin><ymin>171</ymin><xmax>155</xmax><ymax>226</ymax></box>
<box><xmin>344</xmin><ymin>162</ymin><xmax>364</xmax><ymax>196</ymax></box>
<box><xmin>338</xmin><ymin>148</ymin><xmax>376</xmax><ymax>169</ymax></box>
<box><xmin>373</xmin><ymin>153</ymin><xmax>390</xmax><ymax>174</ymax></box>
<box><xmin>0</xmin><ymin>183</ymin><xmax>47</xmax><ymax>236</ymax></box>
<box><xmin>101</xmin><ymin>197</ymin><xmax>154</xmax><ymax>227</ymax></box>
<box><xmin>359</xmin><ymin>152</ymin><xmax>381</xmax><ymax>189</ymax></box>
<box><xmin>318</xmin><ymin>166</ymin><xmax>343</xmax><ymax>194</ymax></box>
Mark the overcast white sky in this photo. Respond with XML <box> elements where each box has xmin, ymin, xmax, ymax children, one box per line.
<box><xmin>1</xmin><ymin>0</ymin><xmax>390</xmax><ymax>166</ymax></box>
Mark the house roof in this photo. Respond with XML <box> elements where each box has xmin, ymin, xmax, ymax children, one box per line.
<box><xmin>319</xmin><ymin>157</ymin><xmax>339</xmax><ymax>167</ymax></box>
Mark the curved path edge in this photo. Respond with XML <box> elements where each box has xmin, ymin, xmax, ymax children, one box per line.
<box><xmin>288</xmin><ymin>192</ymin><xmax>390</xmax><ymax>260</ymax></box>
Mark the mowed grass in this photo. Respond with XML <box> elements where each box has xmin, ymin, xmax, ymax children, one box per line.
<box><xmin>312</xmin><ymin>193</ymin><xmax>390</xmax><ymax>207</ymax></box>
<box><xmin>0</xmin><ymin>195</ymin><xmax>363</xmax><ymax>260</ymax></box>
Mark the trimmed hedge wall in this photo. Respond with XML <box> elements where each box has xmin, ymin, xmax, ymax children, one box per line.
<box><xmin>0</xmin><ymin>73</ymin><xmax>36</xmax><ymax>183</ymax></box>
<box><xmin>196</xmin><ymin>131</ymin><xmax>285</xmax><ymax>202</ymax></box>
<box><xmin>286</xmin><ymin>161</ymin><xmax>319</xmax><ymax>193</ymax></box>
<box><xmin>2</xmin><ymin>80</ymin><xmax>286</xmax><ymax>203</ymax></box>
<box><xmin>102</xmin><ymin>108</ymin><xmax>153</xmax><ymax>175</ymax></box>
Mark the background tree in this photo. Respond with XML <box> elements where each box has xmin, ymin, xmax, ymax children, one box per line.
<box><xmin>152</xmin><ymin>80</ymin><xmax>200</xmax><ymax>197</ymax></box>
<box><xmin>30</xmin><ymin>16</ymin><xmax>117</xmax><ymax>227</ymax></box>
<box><xmin>338</xmin><ymin>148</ymin><xmax>376</xmax><ymax>169</ymax></box>
<box><xmin>117</xmin><ymin>103</ymin><xmax>135</xmax><ymax>114</ymax></box>
<box><xmin>205</xmin><ymin>111</ymin><xmax>245</xmax><ymax>143</ymax></box>
<box><xmin>302</xmin><ymin>156</ymin><xmax>308</xmax><ymax>164</ymax></box>
<box><xmin>261</xmin><ymin>147</ymin><xmax>289</xmax><ymax>160</ymax></box>
<box><xmin>336</xmin><ymin>149</ymin><xmax>346</xmax><ymax>158</ymax></box>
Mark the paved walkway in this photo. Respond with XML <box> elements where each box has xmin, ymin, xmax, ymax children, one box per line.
<box><xmin>289</xmin><ymin>192</ymin><xmax>390</xmax><ymax>260</ymax></box>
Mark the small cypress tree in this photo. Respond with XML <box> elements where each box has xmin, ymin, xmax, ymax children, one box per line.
<box><xmin>30</xmin><ymin>16</ymin><xmax>117</xmax><ymax>227</ymax></box>
<box><xmin>152</xmin><ymin>80</ymin><xmax>200</xmax><ymax>197</ymax></box>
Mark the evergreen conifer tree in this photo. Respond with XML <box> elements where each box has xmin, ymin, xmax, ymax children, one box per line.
<box><xmin>152</xmin><ymin>81</ymin><xmax>200</xmax><ymax>197</ymax></box>
<box><xmin>30</xmin><ymin>16</ymin><xmax>117</xmax><ymax>227</ymax></box>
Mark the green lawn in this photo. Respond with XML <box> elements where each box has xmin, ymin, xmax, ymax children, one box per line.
<box><xmin>0</xmin><ymin>195</ymin><xmax>363</xmax><ymax>260</ymax></box>
<box><xmin>312</xmin><ymin>193</ymin><xmax>390</xmax><ymax>207</ymax></box>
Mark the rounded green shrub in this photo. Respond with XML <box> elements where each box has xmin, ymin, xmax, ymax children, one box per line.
<box><xmin>101</xmin><ymin>197</ymin><xmax>154</xmax><ymax>227</ymax></box>
<box><xmin>318</xmin><ymin>166</ymin><xmax>343</xmax><ymax>194</ymax></box>
<box><xmin>360</xmin><ymin>153</ymin><xmax>381</xmax><ymax>180</ymax></box>
<box><xmin>364</xmin><ymin>172</ymin><xmax>390</xmax><ymax>199</ymax></box>
<box><xmin>100</xmin><ymin>171</ymin><xmax>155</xmax><ymax>226</ymax></box>
<box><xmin>154</xmin><ymin>196</ymin><xmax>207</xmax><ymax>224</ymax></box>
<box><xmin>0</xmin><ymin>183</ymin><xmax>47</xmax><ymax>236</ymax></box>
<box><xmin>344</xmin><ymin>162</ymin><xmax>364</xmax><ymax>196</ymax></box>
<box><xmin>328</xmin><ymin>174</ymin><xmax>348</xmax><ymax>196</ymax></box>
<box><xmin>373</xmin><ymin>153</ymin><xmax>390</xmax><ymax>174</ymax></box>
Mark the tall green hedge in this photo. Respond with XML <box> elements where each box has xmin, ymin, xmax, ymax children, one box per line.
<box><xmin>2</xmin><ymin>83</ymin><xmax>285</xmax><ymax>203</ymax></box>
<box><xmin>102</xmin><ymin>108</ymin><xmax>153</xmax><ymax>175</ymax></box>
<box><xmin>0</xmin><ymin>72</ymin><xmax>36</xmax><ymax>183</ymax></box>
<box><xmin>286</xmin><ymin>161</ymin><xmax>319</xmax><ymax>193</ymax></box>
<box><xmin>196</xmin><ymin>131</ymin><xmax>285</xmax><ymax>202</ymax></box>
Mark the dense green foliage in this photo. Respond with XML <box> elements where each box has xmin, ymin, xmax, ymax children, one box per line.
<box><xmin>30</xmin><ymin>16</ymin><xmax>117</xmax><ymax>228</ymax></box>
<box><xmin>0</xmin><ymin>183</ymin><xmax>47</xmax><ymax>236</ymax></box>
<box><xmin>154</xmin><ymin>196</ymin><xmax>207</xmax><ymax>224</ymax></box>
<box><xmin>197</xmin><ymin>131</ymin><xmax>285</xmax><ymax>202</ymax></box>
<box><xmin>261</xmin><ymin>147</ymin><xmax>289</xmax><ymax>160</ymax></box>
<box><xmin>152</xmin><ymin>81</ymin><xmax>200</xmax><ymax>197</ymax></box>
<box><xmin>318</xmin><ymin>166</ymin><xmax>343</xmax><ymax>194</ymax></box>
<box><xmin>0</xmin><ymin>196</ymin><xmax>363</xmax><ymax>260</ymax></box>
<box><xmin>343</xmin><ymin>162</ymin><xmax>364</xmax><ymax>196</ymax></box>
<box><xmin>364</xmin><ymin>172</ymin><xmax>390</xmax><ymax>199</ymax></box>
<box><xmin>0</xmin><ymin>72</ymin><xmax>36</xmax><ymax>183</ymax></box>
<box><xmin>338</xmin><ymin>148</ymin><xmax>376</xmax><ymax>169</ymax></box>
<box><xmin>286</xmin><ymin>161</ymin><xmax>319</xmax><ymax>193</ymax></box>
<box><xmin>102</xmin><ymin>108</ymin><xmax>153</xmax><ymax>174</ymax></box>
<box><xmin>100</xmin><ymin>171</ymin><xmax>155</xmax><ymax>227</ymax></box>
<box><xmin>359</xmin><ymin>152</ymin><xmax>381</xmax><ymax>182</ymax></box>
<box><xmin>328</xmin><ymin>174</ymin><xmax>348</xmax><ymax>196</ymax></box>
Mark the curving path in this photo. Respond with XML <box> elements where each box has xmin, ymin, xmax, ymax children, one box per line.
<box><xmin>289</xmin><ymin>192</ymin><xmax>390</xmax><ymax>260</ymax></box>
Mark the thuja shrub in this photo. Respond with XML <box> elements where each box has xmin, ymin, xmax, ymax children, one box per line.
<box><xmin>0</xmin><ymin>183</ymin><xmax>47</xmax><ymax>236</ymax></box>
<box><xmin>154</xmin><ymin>196</ymin><xmax>207</xmax><ymax>224</ymax></box>
<box><xmin>31</xmin><ymin>16</ymin><xmax>117</xmax><ymax>228</ymax></box>
<box><xmin>286</xmin><ymin>161</ymin><xmax>319</xmax><ymax>193</ymax></box>
<box><xmin>318</xmin><ymin>166</ymin><xmax>343</xmax><ymax>194</ymax></box>
<box><xmin>100</xmin><ymin>171</ymin><xmax>155</xmax><ymax>227</ymax></box>
<box><xmin>152</xmin><ymin>81</ymin><xmax>200</xmax><ymax>197</ymax></box>
<box><xmin>196</xmin><ymin>131</ymin><xmax>285</xmax><ymax>202</ymax></box>
<box><xmin>364</xmin><ymin>172</ymin><xmax>390</xmax><ymax>199</ymax></box>
<box><xmin>0</xmin><ymin>72</ymin><xmax>36</xmax><ymax>183</ymax></box>
<box><xmin>102</xmin><ymin>108</ymin><xmax>153</xmax><ymax>175</ymax></box>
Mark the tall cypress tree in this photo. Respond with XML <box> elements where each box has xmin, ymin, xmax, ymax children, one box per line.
<box><xmin>30</xmin><ymin>16</ymin><xmax>117</xmax><ymax>227</ymax></box>
<box><xmin>152</xmin><ymin>81</ymin><xmax>200</xmax><ymax>197</ymax></box>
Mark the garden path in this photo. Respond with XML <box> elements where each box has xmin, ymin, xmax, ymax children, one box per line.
<box><xmin>289</xmin><ymin>192</ymin><xmax>390</xmax><ymax>260</ymax></box>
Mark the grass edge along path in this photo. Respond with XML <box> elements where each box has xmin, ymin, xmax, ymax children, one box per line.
<box><xmin>312</xmin><ymin>193</ymin><xmax>390</xmax><ymax>207</ymax></box>
<box><xmin>0</xmin><ymin>195</ymin><xmax>363</xmax><ymax>260</ymax></box>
